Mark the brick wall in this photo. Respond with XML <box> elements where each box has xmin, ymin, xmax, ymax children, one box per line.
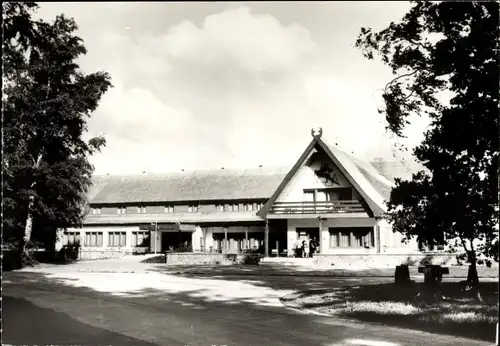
<box><xmin>78</xmin><ymin>246</ymin><xmax>148</xmax><ymax>260</ymax></box>
<box><xmin>165</xmin><ymin>252</ymin><xmax>261</xmax><ymax>265</ymax></box>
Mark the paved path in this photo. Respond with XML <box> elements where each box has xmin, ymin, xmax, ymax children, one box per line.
<box><xmin>3</xmin><ymin>267</ymin><xmax>493</xmax><ymax>346</ymax></box>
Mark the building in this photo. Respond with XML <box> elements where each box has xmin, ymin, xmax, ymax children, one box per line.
<box><xmin>57</xmin><ymin>129</ymin><xmax>426</xmax><ymax>262</ymax></box>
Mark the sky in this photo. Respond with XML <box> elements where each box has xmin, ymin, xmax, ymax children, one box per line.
<box><xmin>36</xmin><ymin>1</ymin><xmax>430</xmax><ymax>175</ymax></box>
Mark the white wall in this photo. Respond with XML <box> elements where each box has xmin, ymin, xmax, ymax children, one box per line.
<box><xmin>286</xmin><ymin>218</ymin><xmax>378</xmax><ymax>254</ymax></box>
<box><xmin>376</xmin><ymin>218</ymin><xmax>420</xmax><ymax>254</ymax></box>
<box><xmin>205</xmin><ymin>227</ymin><xmax>214</xmax><ymax>249</ymax></box>
<box><xmin>192</xmin><ymin>226</ymin><xmax>204</xmax><ymax>251</ymax></box>
<box><xmin>56</xmin><ymin>225</ymin><xmax>142</xmax><ymax>251</ymax></box>
<box><xmin>276</xmin><ymin>151</ymin><xmax>354</xmax><ymax>203</ymax></box>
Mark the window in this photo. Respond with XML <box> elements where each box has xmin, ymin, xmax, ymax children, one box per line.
<box><xmin>91</xmin><ymin>207</ymin><xmax>101</xmax><ymax>215</ymax></box>
<box><xmin>117</xmin><ymin>207</ymin><xmax>126</xmax><ymax>214</ymax></box>
<box><xmin>188</xmin><ymin>205</ymin><xmax>199</xmax><ymax>213</ymax></box>
<box><xmin>303</xmin><ymin>188</ymin><xmax>353</xmax><ymax>202</ymax></box>
<box><xmin>245</xmin><ymin>203</ymin><xmax>253</xmax><ymax>211</ymax></box>
<box><xmin>137</xmin><ymin>206</ymin><xmax>147</xmax><ymax>214</ymax></box>
<box><xmin>329</xmin><ymin>227</ymin><xmax>374</xmax><ymax>248</ymax></box>
<box><xmin>84</xmin><ymin>232</ymin><xmax>103</xmax><ymax>247</ymax></box>
<box><xmin>164</xmin><ymin>205</ymin><xmax>174</xmax><ymax>213</ymax></box>
<box><xmin>108</xmin><ymin>232</ymin><xmax>126</xmax><ymax>247</ymax></box>
<box><xmin>303</xmin><ymin>191</ymin><xmax>315</xmax><ymax>202</ymax></box>
<box><xmin>132</xmin><ymin>231</ymin><xmax>149</xmax><ymax>247</ymax></box>
<box><xmin>64</xmin><ymin>231</ymin><xmax>81</xmax><ymax>245</ymax></box>
<box><xmin>330</xmin><ymin>230</ymin><xmax>351</xmax><ymax>248</ymax></box>
<box><xmin>216</xmin><ymin>204</ymin><xmax>225</xmax><ymax>212</ymax></box>
<box><xmin>232</xmin><ymin>204</ymin><xmax>239</xmax><ymax>212</ymax></box>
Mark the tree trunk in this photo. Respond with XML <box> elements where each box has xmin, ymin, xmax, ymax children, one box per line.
<box><xmin>19</xmin><ymin>198</ymin><xmax>36</xmax><ymax>267</ymax></box>
<box><xmin>467</xmin><ymin>261</ymin><xmax>479</xmax><ymax>287</ymax></box>
<box><xmin>466</xmin><ymin>249</ymin><xmax>480</xmax><ymax>288</ymax></box>
<box><xmin>18</xmin><ymin>154</ymin><xmax>42</xmax><ymax>267</ymax></box>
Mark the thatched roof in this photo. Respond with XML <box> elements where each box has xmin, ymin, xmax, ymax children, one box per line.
<box><xmin>87</xmin><ymin>143</ymin><xmax>422</xmax><ymax>208</ymax></box>
<box><xmin>90</xmin><ymin>167</ymin><xmax>290</xmax><ymax>204</ymax></box>
<box><xmin>323</xmin><ymin>139</ymin><xmax>395</xmax><ymax>208</ymax></box>
<box><xmin>257</xmin><ymin>136</ymin><xmax>423</xmax><ymax>218</ymax></box>
<box><xmin>84</xmin><ymin>211</ymin><xmax>262</xmax><ymax>224</ymax></box>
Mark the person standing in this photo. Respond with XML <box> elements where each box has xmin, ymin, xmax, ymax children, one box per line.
<box><xmin>303</xmin><ymin>238</ymin><xmax>310</xmax><ymax>258</ymax></box>
<box><xmin>310</xmin><ymin>237</ymin><xmax>317</xmax><ymax>257</ymax></box>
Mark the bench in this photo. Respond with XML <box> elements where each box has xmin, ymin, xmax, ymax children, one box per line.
<box><xmin>418</xmin><ymin>265</ymin><xmax>449</xmax><ymax>283</ymax></box>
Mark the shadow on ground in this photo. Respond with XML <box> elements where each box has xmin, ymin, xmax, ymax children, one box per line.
<box><xmin>3</xmin><ymin>272</ymin><xmax>337</xmax><ymax>346</ymax></box>
<box><xmin>2</xmin><ymin>296</ymin><xmax>160</xmax><ymax>346</ymax></box>
<box><xmin>147</xmin><ymin>262</ymin><xmax>500</xmax><ymax>278</ymax></box>
<box><xmin>4</xmin><ymin>268</ymin><xmax>497</xmax><ymax>346</ymax></box>
<box><xmin>280</xmin><ymin>282</ymin><xmax>499</xmax><ymax>343</ymax></box>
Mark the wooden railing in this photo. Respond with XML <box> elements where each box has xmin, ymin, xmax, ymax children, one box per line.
<box><xmin>270</xmin><ymin>200</ymin><xmax>365</xmax><ymax>214</ymax></box>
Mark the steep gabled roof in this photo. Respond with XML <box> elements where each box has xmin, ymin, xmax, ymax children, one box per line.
<box><xmin>257</xmin><ymin>135</ymin><xmax>394</xmax><ymax>218</ymax></box>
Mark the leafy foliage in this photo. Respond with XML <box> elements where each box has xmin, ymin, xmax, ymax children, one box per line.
<box><xmin>355</xmin><ymin>2</ymin><xmax>499</xmax><ymax>269</ymax></box>
<box><xmin>2</xmin><ymin>3</ymin><xmax>112</xmax><ymax>256</ymax></box>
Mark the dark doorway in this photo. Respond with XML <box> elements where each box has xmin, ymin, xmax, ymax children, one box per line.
<box><xmin>161</xmin><ymin>231</ymin><xmax>192</xmax><ymax>252</ymax></box>
<box><xmin>269</xmin><ymin>219</ymin><xmax>288</xmax><ymax>256</ymax></box>
<box><xmin>295</xmin><ymin>227</ymin><xmax>320</xmax><ymax>257</ymax></box>
<box><xmin>296</xmin><ymin>227</ymin><xmax>320</xmax><ymax>240</ymax></box>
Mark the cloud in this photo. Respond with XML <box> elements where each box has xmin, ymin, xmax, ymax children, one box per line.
<box><xmin>161</xmin><ymin>7</ymin><xmax>315</xmax><ymax>73</ymax></box>
<box><xmin>37</xmin><ymin>3</ymin><xmax>425</xmax><ymax>174</ymax></box>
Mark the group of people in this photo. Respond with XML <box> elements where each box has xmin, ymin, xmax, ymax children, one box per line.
<box><xmin>294</xmin><ymin>236</ymin><xmax>318</xmax><ymax>258</ymax></box>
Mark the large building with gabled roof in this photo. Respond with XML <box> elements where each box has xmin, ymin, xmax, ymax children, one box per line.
<box><xmin>57</xmin><ymin>128</ymin><xmax>425</xmax><ymax>260</ymax></box>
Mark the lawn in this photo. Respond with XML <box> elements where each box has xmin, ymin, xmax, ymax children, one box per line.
<box><xmin>281</xmin><ymin>281</ymin><xmax>499</xmax><ymax>342</ymax></box>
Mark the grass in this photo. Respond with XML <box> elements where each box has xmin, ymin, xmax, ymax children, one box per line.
<box><xmin>282</xmin><ymin>281</ymin><xmax>499</xmax><ymax>342</ymax></box>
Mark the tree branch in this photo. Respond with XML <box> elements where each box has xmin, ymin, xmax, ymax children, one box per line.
<box><xmin>384</xmin><ymin>70</ymin><xmax>418</xmax><ymax>93</ymax></box>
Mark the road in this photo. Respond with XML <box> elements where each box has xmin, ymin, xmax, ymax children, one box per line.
<box><xmin>3</xmin><ymin>269</ymin><xmax>493</xmax><ymax>346</ymax></box>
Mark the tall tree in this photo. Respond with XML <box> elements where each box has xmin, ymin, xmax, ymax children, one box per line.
<box><xmin>355</xmin><ymin>1</ymin><xmax>499</xmax><ymax>285</ymax></box>
<box><xmin>3</xmin><ymin>2</ymin><xmax>112</xmax><ymax>266</ymax></box>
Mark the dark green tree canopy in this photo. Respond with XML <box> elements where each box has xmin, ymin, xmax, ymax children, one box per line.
<box><xmin>356</xmin><ymin>1</ymin><xmax>498</xmax><ymax>269</ymax></box>
<box><xmin>3</xmin><ymin>2</ymin><xmax>112</xmax><ymax>252</ymax></box>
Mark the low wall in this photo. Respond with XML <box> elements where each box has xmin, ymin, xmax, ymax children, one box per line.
<box><xmin>78</xmin><ymin>247</ymin><xmax>148</xmax><ymax>260</ymax></box>
<box><xmin>165</xmin><ymin>252</ymin><xmax>261</xmax><ymax>265</ymax></box>
<box><xmin>313</xmin><ymin>253</ymin><xmax>463</xmax><ymax>268</ymax></box>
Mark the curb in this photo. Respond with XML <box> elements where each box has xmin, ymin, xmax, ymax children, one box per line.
<box><xmin>161</xmin><ymin>270</ymin><xmax>496</xmax><ymax>279</ymax></box>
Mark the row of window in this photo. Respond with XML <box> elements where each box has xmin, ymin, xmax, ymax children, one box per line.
<box><xmin>216</xmin><ymin>203</ymin><xmax>263</xmax><ymax>212</ymax></box>
<box><xmin>329</xmin><ymin>228</ymin><xmax>374</xmax><ymax>248</ymax></box>
<box><xmin>65</xmin><ymin>228</ymin><xmax>375</xmax><ymax>249</ymax></box>
<box><xmin>90</xmin><ymin>203</ymin><xmax>264</xmax><ymax>215</ymax></box>
<box><xmin>65</xmin><ymin>231</ymin><xmax>150</xmax><ymax>247</ymax></box>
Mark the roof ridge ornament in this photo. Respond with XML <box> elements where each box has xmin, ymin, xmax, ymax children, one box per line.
<box><xmin>311</xmin><ymin>127</ymin><xmax>323</xmax><ymax>139</ymax></box>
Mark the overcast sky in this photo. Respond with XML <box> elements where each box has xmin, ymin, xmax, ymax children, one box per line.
<box><xmin>37</xmin><ymin>1</ymin><xmax>429</xmax><ymax>175</ymax></box>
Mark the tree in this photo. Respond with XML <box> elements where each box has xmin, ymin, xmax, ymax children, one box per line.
<box><xmin>3</xmin><ymin>2</ymin><xmax>112</xmax><ymax>267</ymax></box>
<box><xmin>355</xmin><ymin>1</ymin><xmax>499</xmax><ymax>286</ymax></box>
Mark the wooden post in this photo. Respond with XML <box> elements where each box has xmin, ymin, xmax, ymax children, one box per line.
<box><xmin>276</xmin><ymin>241</ymin><xmax>279</xmax><ymax>257</ymax></box>
<box><xmin>264</xmin><ymin>218</ymin><xmax>269</xmax><ymax>257</ymax></box>
<box><xmin>375</xmin><ymin>225</ymin><xmax>381</xmax><ymax>253</ymax></box>
<box><xmin>245</xmin><ymin>227</ymin><xmax>249</xmax><ymax>250</ymax></box>
<box><xmin>318</xmin><ymin>217</ymin><xmax>323</xmax><ymax>254</ymax></box>
<box><xmin>224</xmin><ymin>227</ymin><xmax>228</xmax><ymax>249</ymax></box>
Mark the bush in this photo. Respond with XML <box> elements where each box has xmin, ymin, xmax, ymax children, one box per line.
<box><xmin>2</xmin><ymin>250</ymin><xmax>21</xmax><ymax>271</ymax></box>
<box><xmin>140</xmin><ymin>255</ymin><xmax>166</xmax><ymax>263</ymax></box>
<box><xmin>242</xmin><ymin>253</ymin><xmax>261</xmax><ymax>265</ymax></box>
<box><xmin>58</xmin><ymin>245</ymin><xmax>80</xmax><ymax>261</ymax></box>
<box><xmin>173</xmin><ymin>243</ymin><xmax>192</xmax><ymax>253</ymax></box>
